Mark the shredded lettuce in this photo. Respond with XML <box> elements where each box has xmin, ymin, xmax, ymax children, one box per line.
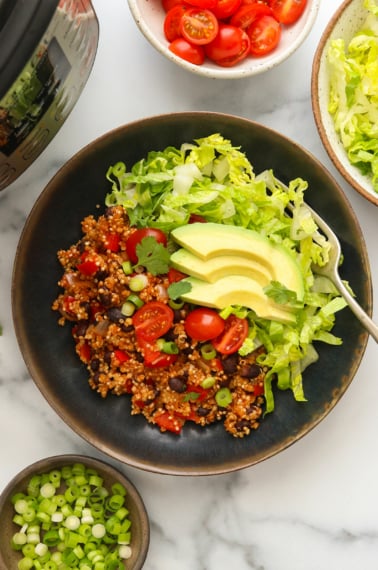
<box><xmin>105</xmin><ymin>134</ymin><xmax>348</xmax><ymax>414</ymax></box>
<box><xmin>327</xmin><ymin>0</ymin><xmax>378</xmax><ymax>192</ymax></box>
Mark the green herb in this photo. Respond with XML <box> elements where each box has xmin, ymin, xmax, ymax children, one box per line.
<box><xmin>183</xmin><ymin>392</ymin><xmax>201</xmax><ymax>402</ymax></box>
<box><xmin>135</xmin><ymin>236</ymin><xmax>170</xmax><ymax>275</ymax></box>
<box><xmin>167</xmin><ymin>279</ymin><xmax>192</xmax><ymax>300</ymax></box>
<box><xmin>264</xmin><ymin>281</ymin><xmax>303</xmax><ymax>307</ymax></box>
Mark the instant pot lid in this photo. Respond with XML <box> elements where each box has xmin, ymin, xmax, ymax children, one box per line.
<box><xmin>0</xmin><ymin>0</ymin><xmax>59</xmax><ymax>97</ymax></box>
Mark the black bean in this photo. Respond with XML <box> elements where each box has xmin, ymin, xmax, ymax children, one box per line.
<box><xmin>168</xmin><ymin>377</ymin><xmax>187</xmax><ymax>393</ymax></box>
<box><xmin>98</xmin><ymin>291</ymin><xmax>112</xmax><ymax>306</ymax></box>
<box><xmin>95</xmin><ymin>270</ymin><xmax>108</xmax><ymax>281</ymax></box>
<box><xmin>222</xmin><ymin>353</ymin><xmax>239</xmax><ymax>374</ymax></box>
<box><xmin>240</xmin><ymin>363</ymin><xmax>262</xmax><ymax>378</ymax></box>
<box><xmin>104</xmin><ymin>350</ymin><xmax>112</xmax><ymax>365</ymax></box>
<box><xmin>90</xmin><ymin>358</ymin><xmax>100</xmax><ymax>372</ymax></box>
<box><xmin>235</xmin><ymin>419</ymin><xmax>250</xmax><ymax>431</ymax></box>
<box><xmin>106</xmin><ymin>307</ymin><xmax>124</xmax><ymax>322</ymax></box>
<box><xmin>197</xmin><ymin>407</ymin><xmax>211</xmax><ymax>417</ymax></box>
<box><xmin>75</xmin><ymin>320</ymin><xmax>89</xmax><ymax>337</ymax></box>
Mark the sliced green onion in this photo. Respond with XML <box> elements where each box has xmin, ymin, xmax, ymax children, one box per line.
<box><xmin>156</xmin><ymin>339</ymin><xmax>179</xmax><ymax>354</ymax></box>
<box><xmin>168</xmin><ymin>299</ymin><xmax>184</xmax><ymax>309</ymax></box>
<box><xmin>121</xmin><ymin>261</ymin><xmax>132</xmax><ymax>275</ymax></box>
<box><xmin>121</xmin><ymin>301</ymin><xmax>135</xmax><ymax>317</ymax></box>
<box><xmin>200</xmin><ymin>343</ymin><xmax>216</xmax><ymax>360</ymax></box>
<box><xmin>10</xmin><ymin>465</ymin><xmax>133</xmax><ymax>570</ymax></box>
<box><xmin>127</xmin><ymin>294</ymin><xmax>144</xmax><ymax>308</ymax></box>
<box><xmin>215</xmin><ymin>387</ymin><xmax>232</xmax><ymax>407</ymax></box>
<box><xmin>201</xmin><ymin>376</ymin><xmax>216</xmax><ymax>389</ymax></box>
<box><xmin>129</xmin><ymin>273</ymin><xmax>148</xmax><ymax>292</ymax></box>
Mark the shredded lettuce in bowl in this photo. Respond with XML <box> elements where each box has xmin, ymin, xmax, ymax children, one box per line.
<box><xmin>327</xmin><ymin>0</ymin><xmax>378</xmax><ymax>193</ymax></box>
<box><xmin>105</xmin><ymin>133</ymin><xmax>348</xmax><ymax>414</ymax></box>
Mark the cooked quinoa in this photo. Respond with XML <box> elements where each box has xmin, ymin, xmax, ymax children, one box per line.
<box><xmin>52</xmin><ymin>205</ymin><xmax>267</xmax><ymax>437</ymax></box>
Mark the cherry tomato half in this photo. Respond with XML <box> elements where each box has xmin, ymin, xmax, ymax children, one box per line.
<box><xmin>205</xmin><ymin>24</ymin><xmax>250</xmax><ymax>66</ymax></box>
<box><xmin>230</xmin><ymin>2</ymin><xmax>273</xmax><ymax>29</ymax></box>
<box><xmin>164</xmin><ymin>4</ymin><xmax>187</xmax><ymax>41</ymax></box>
<box><xmin>126</xmin><ymin>228</ymin><xmax>167</xmax><ymax>264</ymax></box>
<box><xmin>269</xmin><ymin>0</ymin><xmax>307</xmax><ymax>25</ymax></box>
<box><xmin>212</xmin><ymin>0</ymin><xmax>242</xmax><ymax>20</ymax></box>
<box><xmin>132</xmin><ymin>301</ymin><xmax>174</xmax><ymax>341</ymax></box>
<box><xmin>184</xmin><ymin>308</ymin><xmax>225</xmax><ymax>341</ymax></box>
<box><xmin>180</xmin><ymin>8</ymin><xmax>219</xmax><ymax>45</ymax></box>
<box><xmin>169</xmin><ymin>37</ymin><xmax>206</xmax><ymax>64</ymax></box>
<box><xmin>247</xmin><ymin>14</ymin><xmax>281</xmax><ymax>56</ymax></box>
<box><xmin>211</xmin><ymin>314</ymin><xmax>248</xmax><ymax>354</ymax></box>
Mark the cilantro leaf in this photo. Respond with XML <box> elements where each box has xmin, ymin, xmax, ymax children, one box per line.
<box><xmin>264</xmin><ymin>281</ymin><xmax>302</xmax><ymax>307</ymax></box>
<box><xmin>167</xmin><ymin>279</ymin><xmax>192</xmax><ymax>300</ymax></box>
<box><xmin>135</xmin><ymin>236</ymin><xmax>170</xmax><ymax>275</ymax></box>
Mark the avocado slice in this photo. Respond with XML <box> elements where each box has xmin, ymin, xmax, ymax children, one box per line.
<box><xmin>180</xmin><ymin>275</ymin><xmax>297</xmax><ymax>324</ymax></box>
<box><xmin>171</xmin><ymin>222</ymin><xmax>304</xmax><ymax>301</ymax></box>
<box><xmin>170</xmin><ymin>248</ymin><xmax>272</xmax><ymax>285</ymax></box>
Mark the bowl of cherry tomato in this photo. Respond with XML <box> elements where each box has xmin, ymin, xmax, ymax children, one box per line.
<box><xmin>127</xmin><ymin>0</ymin><xmax>320</xmax><ymax>78</ymax></box>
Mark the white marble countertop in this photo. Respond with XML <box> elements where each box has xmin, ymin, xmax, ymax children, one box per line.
<box><xmin>1</xmin><ymin>0</ymin><xmax>377</xmax><ymax>568</ymax></box>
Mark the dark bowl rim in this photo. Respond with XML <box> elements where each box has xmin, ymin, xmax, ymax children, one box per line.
<box><xmin>11</xmin><ymin>111</ymin><xmax>372</xmax><ymax>476</ymax></box>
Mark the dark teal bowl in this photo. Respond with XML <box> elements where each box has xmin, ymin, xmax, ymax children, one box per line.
<box><xmin>12</xmin><ymin>112</ymin><xmax>372</xmax><ymax>475</ymax></box>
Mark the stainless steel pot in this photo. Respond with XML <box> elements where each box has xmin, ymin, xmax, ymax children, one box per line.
<box><xmin>0</xmin><ymin>0</ymin><xmax>99</xmax><ymax>192</ymax></box>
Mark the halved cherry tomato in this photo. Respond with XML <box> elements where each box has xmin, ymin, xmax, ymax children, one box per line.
<box><xmin>269</xmin><ymin>0</ymin><xmax>307</xmax><ymax>25</ymax></box>
<box><xmin>211</xmin><ymin>314</ymin><xmax>248</xmax><ymax>354</ymax></box>
<box><xmin>164</xmin><ymin>4</ymin><xmax>187</xmax><ymax>41</ymax></box>
<box><xmin>132</xmin><ymin>301</ymin><xmax>174</xmax><ymax>341</ymax></box>
<box><xmin>184</xmin><ymin>308</ymin><xmax>225</xmax><ymax>341</ymax></box>
<box><xmin>180</xmin><ymin>8</ymin><xmax>219</xmax><ymax>45</ymax></box>
<box><xmin>230</xmin><ymin>2</ymin><xmax>273</xmax><ymax>29</ymax></box>
<box><xmin>126</xmin><ymin>228</ymin><xmax>167</xmax><ymax>264</ymax></box>
<box><xmin>168</xmin><ymin>267</ymin><xmax>187</xmax><ymax>283</ymax></box>
<box><xmin>154</xmin><ymin>411</ymin><xmax>184</xmax><ymax>434</ymax></box>
<box><xmin>103</xmin><ymin>232</ymin><xmax>120</xmax><ymax>252</ymax></box>
<box><xmin>205</xmin><ymin>24</ymin><xmax>250</xmax><ymax>66</ymax></box>
<box><xmin>212</xmin><ymin>0</ymin><xmax>242</xmax><ymax>20</ymax></box>
<box><xmin>247</xmin><ymin>14</ymin><xmax>281</xmax><ymax>56</ymax></box>
<box><xmin>169</xmin><ymin>37</ymin><xmax>205</xmax><ymax>64</ymax></box>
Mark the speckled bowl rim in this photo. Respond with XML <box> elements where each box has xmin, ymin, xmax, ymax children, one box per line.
<box><xmin>127</xmin><ymin>0</ymin><xmax>320</xmax><ymax>79</ymax></box>
<box><xmin>0</xmin><ymin>454</ymin><xmax>150</xmax><ymax>569</ymax></box>
<box><xmin>311</xmin><ymin>0</ymin><xmax>378</xmax><ymax>206</ymax></box>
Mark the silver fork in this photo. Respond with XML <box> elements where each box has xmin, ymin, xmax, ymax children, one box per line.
<box><xmin>259</xmin><ymin>172</ymin><xmax>378</xmax><ymax>343</ymax></box>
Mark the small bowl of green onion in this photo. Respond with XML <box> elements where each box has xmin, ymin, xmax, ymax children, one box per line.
<box><xmin>0</xmin><ymin>455</ymin><xmax>150</xmax><ymax>570</ymax></box>
<box><xmin>311</xmin><ymin>0</ymin><xmax>378</xmax><ymax>206</ymax></box>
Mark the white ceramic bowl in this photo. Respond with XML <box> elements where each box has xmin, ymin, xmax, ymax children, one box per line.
<box><xmin>311</xmin><ymin>0</ymin><xmax>378</xmax><ymax>206</ymax></box>
<box><xmin>127</xmin><ymin>0</ymin><xmax>320</xmax><ymax>79</ymax></box>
